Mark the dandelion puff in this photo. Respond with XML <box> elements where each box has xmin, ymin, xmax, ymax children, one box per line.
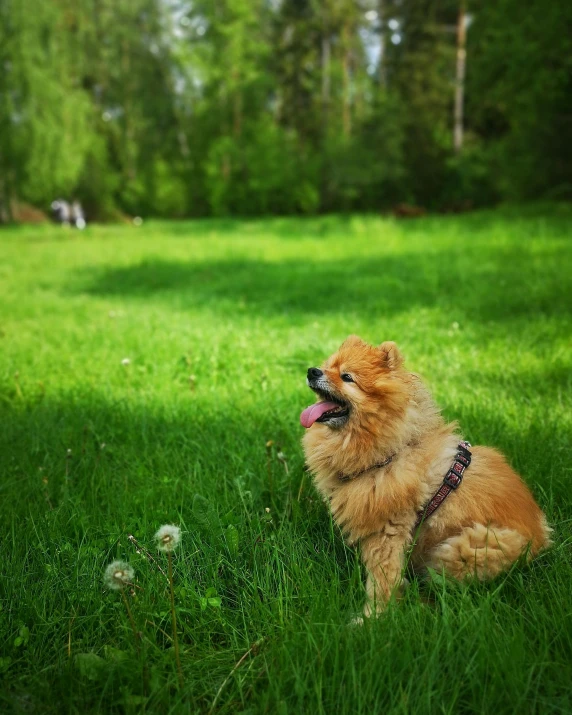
<box><xmin>104</xmin><ymin>560</ymin><xmax>135</xmax><ymax>590</ymax></box>
<box><xmin>154</xmin><ymin>524</ymin><xmax>181</xmax><ymax>553</ymax></box>
<box><xmin>121</xmin><ymin>358</ymin><xmax>131</xmax><ymax>366</ymax></box>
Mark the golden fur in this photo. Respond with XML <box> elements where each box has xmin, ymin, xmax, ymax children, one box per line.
<box><xmin>302</xmin><ymin>336</ymin><xmax>551</xmax><ymax>616</ymax></box>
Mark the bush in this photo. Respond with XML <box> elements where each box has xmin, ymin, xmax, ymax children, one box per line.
<box><xmin>205</xmin><ymin>118</ymin><xmax>320</xmax><ymax>216</ymax></box>
<box><xmin>441</xmin><ymin>143</ymin><xmax>499</xmax><ymax>210</ymax></box>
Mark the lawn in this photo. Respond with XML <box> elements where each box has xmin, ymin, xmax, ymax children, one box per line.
<box><xmin>1</xmin><ymin>207</ymin><xmax>571</xmax><ymax>714</ymax></box>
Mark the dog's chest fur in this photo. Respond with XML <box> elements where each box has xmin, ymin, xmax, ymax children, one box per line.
<box><xmin>304</xmin><ymin>426</ymin><xmax>459</xmax><ymax>545</ymax></box>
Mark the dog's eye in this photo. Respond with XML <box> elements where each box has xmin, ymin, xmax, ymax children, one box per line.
<box><xmin>341</xmin><ymin>373</ymin><xmax>354</xmax><ymax>383</ymax></box>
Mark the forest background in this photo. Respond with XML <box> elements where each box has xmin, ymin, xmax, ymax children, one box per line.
<box><xmin>1</xmin><ymin>0</ymin><xmax>570</xmax><ymax>223</ymax></box>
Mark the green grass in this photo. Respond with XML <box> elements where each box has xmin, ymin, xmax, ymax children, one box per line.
<box><xmin>1</xmin><ymin>207</ymin><xmax>571</xmax><ymax>714</ymax></box>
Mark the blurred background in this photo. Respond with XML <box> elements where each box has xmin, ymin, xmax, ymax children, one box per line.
<box><xmin>0</xmin><ymin>0</ymin><xmax>570</xmax><ymax>223</ymax></box>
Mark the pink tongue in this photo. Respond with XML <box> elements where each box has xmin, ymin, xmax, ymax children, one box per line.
<box><xmin>300</xmin><ymin>401</ymin><xmax>340</xmax><ymax>428</ymax></box>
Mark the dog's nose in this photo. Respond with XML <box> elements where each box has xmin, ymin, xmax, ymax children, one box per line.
<box><xmin>307</xmin><ymin>367</ymin><xmax>323</xmax><ymax>380</ymax></box>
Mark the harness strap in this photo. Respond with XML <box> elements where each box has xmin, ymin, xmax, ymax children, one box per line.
<box><xmin>414</xmin><ymin>440</ymin><xmax>472</xmax><ymax>530</ymax></box>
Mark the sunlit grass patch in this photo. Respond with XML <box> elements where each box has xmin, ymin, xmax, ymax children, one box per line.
<box><xmin>0</xmin><ymin>208</ymin><xmax>571</xmax><ymax>713</ymax></box>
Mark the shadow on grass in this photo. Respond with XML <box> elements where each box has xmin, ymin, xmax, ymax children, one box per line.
<box><xmin>1</xmin><ymin>383</ymin><xmax>568</xmax><ymax>523</ymax></box>
<box><xmin>3</xmin><ymin>390</ymin><xmax>568</xmax><ymax>714</ymax></box>
<box><xmin>75</xmin><ymin>245</ymin><xmax>572</xmax><ymax>322</ymax></box>
<box><xmin>0</xmin><ymin>394</ymin><xmax>303</xmax><ymax>521</ymax></box>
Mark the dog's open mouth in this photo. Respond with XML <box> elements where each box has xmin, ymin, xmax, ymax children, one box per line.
<box><xmin>300</xmin><ymin>389</ymin><xmax>350</xmax><ymax>428</ymax></box>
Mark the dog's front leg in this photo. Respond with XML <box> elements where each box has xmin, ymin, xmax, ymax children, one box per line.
<box><xmin>360</xmin><ymin>527</ymin><xmax>411</xmax><ymax>616</ymax></box>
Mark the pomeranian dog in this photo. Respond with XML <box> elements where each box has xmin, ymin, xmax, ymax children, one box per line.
<box><xmin>301</xmin><ymin>336</ymin><xmax>550</xmax><ymax>617</ymax></box>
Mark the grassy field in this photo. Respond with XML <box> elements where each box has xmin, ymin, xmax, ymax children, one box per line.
<box><xmin>1</xmin><ymin>207</ymin><xmax>571</xmax><ymax>714</ymax></box>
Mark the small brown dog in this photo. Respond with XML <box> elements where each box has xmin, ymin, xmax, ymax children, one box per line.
<box><xmin>301</xmin><ymin>336</ymin><xmax>550</xmax><ymax>616</ymax></box>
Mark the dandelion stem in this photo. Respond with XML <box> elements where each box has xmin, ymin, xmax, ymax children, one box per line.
<box><xmin>265</xmin><ymin>440</ymin><xmax>273</xmax><ymax>497</ymax></box>
<box><xmin>128</xmin><ymin>533</ymin><xmax>169</xmax><ymax>582</ymax></box>
<box><xmin>297</xmin><ymin>469</ymin><xmax>306</xmax><ymax>502</ymax></box>
<box><xmin>208</xmin><ymin>638</ymin><xmax>265</xmax><ymax>714</ymax></box>
<box><xmin>67</xmin><ymin>609</ymin><xmax>76</xmax><ymax>658</ymax></box>
<box><xmin>122</xmin><ymin>587</ymin><xmax>149</xmax><ymax>696</ymax></box>
<box><xmin>121</xmin><ymin>588</ymin><xmax>140</xmax><ymax>656</ymax></box>
<box><xmin>168</xmin><ymin>552</ymin><xmax>184</xmax><ymax>688</ymax></box>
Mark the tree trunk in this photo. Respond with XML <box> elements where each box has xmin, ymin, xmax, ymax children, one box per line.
<box><xmin>342</xmin><ymin>23</ymin><xmax>351</xmax><ymax>138</ymax></box>
<box><xmin>232</xmin><ymin>68</ymin><xmax>242</xmax><ymax>138</ymax></box>
<box><xmin>0</xmin><ymin>169</ymin><xmax>13</xmax><ymax>223</ymax></box>
<box><xmin>378</xmin><ymin>0</ymin><xmax>386</xmax><ymax>88</ymax></box>
<box><xmin>454</xmin><ymin>0</ymin><xmax>467</xmax><ymax>153</ymax></box>
<box><xmin>321</xmin><ymin>35</ymin><xmax>331</xmax><ymax>133</ymax></box>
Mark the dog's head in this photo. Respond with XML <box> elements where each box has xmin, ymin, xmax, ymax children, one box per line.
<box><xmin>300</xmin><ymin>336</ymin><xmax>410</xmax><ymax>431</ymax></box>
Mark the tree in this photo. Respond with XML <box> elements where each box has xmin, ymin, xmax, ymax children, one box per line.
<box><xmin>383</xmin><ymin>0</ymin><xmax>459</xmax><ymax>206</ymax></box>
<box><xmin>0</xmin><ymin>0</ymin><xmax>569</xmax><ymax>220</ymax></box>
<box><xmin>467</xmin><ymin>0</ymin><xmax>572</xmax><ymax>200</ymax></box>
<box><xmin>0</xmin><ymin>0</ymin><xmax>94</xmax><ymax>216</ymax></box>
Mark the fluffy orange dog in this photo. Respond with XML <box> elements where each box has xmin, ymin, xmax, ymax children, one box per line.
<box><xmin>301</xmin><ymin>336</ymin><xmax>550</xmax><ymax>617</ymax></box>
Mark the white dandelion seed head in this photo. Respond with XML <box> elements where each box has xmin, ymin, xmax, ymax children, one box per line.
<box><xmin>154</xmin><ymin>524</ymin><xmax>181</xmax><ymax>553</ymax></box>
<box><xmin>104</xmin><ymin>560</ymin><xmax>135</xmax><ymax>590</ymax></box>
<box><xmin>121</xmin><ymin>358</ymin><xmax>131</xmax><ymax>366</ymax></box>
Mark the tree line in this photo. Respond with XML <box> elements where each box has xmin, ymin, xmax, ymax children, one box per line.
<box><xmin>0</xmin><ymin>0</ymin><xmax>570</xmax><ymax>221</ymax></box>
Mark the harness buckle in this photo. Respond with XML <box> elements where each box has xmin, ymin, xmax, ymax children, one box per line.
<box><xmin>458</xmin><ymin>441</ymin><xmax>472</xmax><ymax>456</ymax></box>
<box><xmin>444</xmin><ymin>470</ymin><xmax>462</xmax><ymax>489</ymax></box>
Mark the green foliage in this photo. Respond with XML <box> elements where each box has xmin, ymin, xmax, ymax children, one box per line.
<box><xmin>205</xmin><ymin>119</ymin><xmax>321</xmax><ymax>216</ymax></box>
<box><xmin>0</xmin><ymin>211</ymin><xmax>571</xmax><ymax>711</ymax></box>
<box><xmin>467</xmin><ymin>0</ymin><xmax>572</xmax><ymax>201</ymax></box>
<box><xmin>443</xmin><ymin>143</ymin><xmax>499</xmax><ymax>208</ymax></box>
<box><xmin>0</xmin><ymin>0</ymin><xmax>95</xmax><ymax>208</ymax></box>
<box><xmin>322</xmin><ymin>94</ymin><xmax>407</xmax><ymax>210</ymax></box>
<box><xmin>74</xmin><ymin>135</ymin><xmax>121</xmax><ymax>222</ymax></box>
<box><xmin>0</xmin><ymin>0</ymin><xmax>570</xmax><ymax>217</ymax></box>
<box><xmin>384</xmin><ymin>0</ymin><xmax>459</xmax><ymax>206</ymax></box>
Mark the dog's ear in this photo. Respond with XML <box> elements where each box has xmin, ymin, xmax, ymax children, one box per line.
<box><xmin>378</xmin><ymin>341</ymin><xmax>404</xmax><ymax>370</ymax></box>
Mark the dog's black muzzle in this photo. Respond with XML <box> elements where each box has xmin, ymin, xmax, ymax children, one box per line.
<box><xmin>307</xmin><ymin>367</ymin><xmax>323</xmax><ymax>386</ymax></box>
